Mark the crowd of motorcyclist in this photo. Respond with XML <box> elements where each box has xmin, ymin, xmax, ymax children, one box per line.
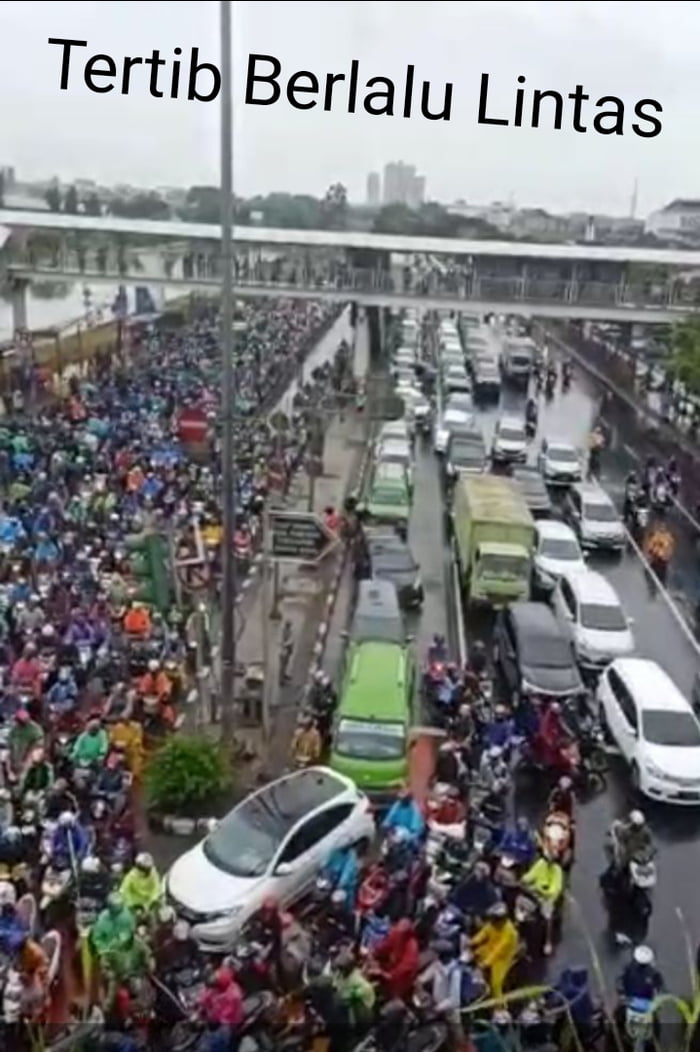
<box><xmin>0</xmin><ymin>293</ymin><xmax>361</xmax><ymax>1047</ymax></box>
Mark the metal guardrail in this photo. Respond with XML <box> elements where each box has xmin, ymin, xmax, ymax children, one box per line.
<box><xmin>7</xmin><ymin>255</ymin><xmax>699</xmax><ymax>312</ymax></box>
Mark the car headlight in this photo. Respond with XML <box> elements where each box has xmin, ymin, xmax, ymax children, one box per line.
<box><xmin>645</xmin><ymin>761</ymin><xmax>676</xmax><ymax>783</ymax></box>
<box><xmin>413</xmin><ymin>575</ymin><xmax>422</xmax><ymax>592</ymax></box>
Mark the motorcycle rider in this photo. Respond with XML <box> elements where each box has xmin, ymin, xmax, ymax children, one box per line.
<box><xmin>550</xmin><ymin>967</ymin><xmax>596</xmax><ymax>1046</ymax></box>
<box><xmin>428</xmin><ymin>633</ymin><xmax>448</xmax><ymax>665</ymax></box>
<box><xmin>382</xmin><ymin>788</ymin><xmax>425</xmax><ymax>844</ymax></box>
<box><xmin>9</xmin><ymin>708</ymin><xmax>44</xmax><ymax>773</ymax></box>
<box><xmin>90</xmin><ymin>893</ymin><xmax>137</xmax><ymax>962</ymax></box>
<box><xmin>521</xmin><ymin>850</ymin><xmax>564</xmax><ymax>955</ymax></box>
<box><xmin>19</xmin><ymin>746</ymin><xmax>53</xmax><ymax>794</ymax></box>
<box><xmin>290</xmin><ymin>713</ymin><xmax>323</xmax><ymax>767</ymax></box>
<box><xmin>418</xmin><ymin>939</ymin><xmax>466</xmax><ymax>1048</ymax></box>
<box><xmin>547</xmin><ymin>775</ymin><xmax>576</xmax><ymax>819</ymax></box>
<box><xmin>372</xmin><ymin>917</ymin><xmax>419</xmax><ymax>1001</ymax></box>
<box><xmin>71</xmin><ymin>717</ymin><xmax>109</xmax><ymax>767</ymax></box>
<box><xmin>525</xmin><ymin>398</ymin><xmax>538</xmax><ymax>432</ymax></box>
<box><xmin>79</xmin><ymin>855</ymin><xmax>112</xmax><ymax>905</ymax></box>
<box><xmin>321</xmin><ymin>843</ymin><xmax>360</xmax><ymax>906</ymax></box>
<box><xmin>51</xmin><ymin>809</ymin><xmax>90</xmax><ymax>868</ymax></box>
<box><xmin>94</xmin><ymin>750</ymin><xmax>129</xmax><ymax>814</ymax></box>
<box><xmin>497</xmin><ymin>816</ymin><xmax>537</xmax><ymax>869</ymax></box>
<box><xmin>333</xmin><ymin>949</ymin><xmax>376</xmax><ymax>1034</ymax></box>
<box><xmin>119</xmin><ymin>852</ymin><xmax>162</xmax><ymax>915</ymax></box>
<box><xmin>478</xmin><ymin>745</ymin><xmax>508</xmax><ymax>793</ymax></box>
<box><xmin>451</xmin><ymin>861</ymin><xmax>500</xmax><ymax>921</ymax></box>
<box><xmin>483</xmin><ymin>705</ymin><xmax>515</xmax><ymax>754</ymax></box>
<box><xmin>618</xmin><ymin>944</ymin><xmax>663</xmax><ymax>1001</ymax></box>
<box><xmin>643</xmin><ymin>521</ymin><xmax>674</xmax><ymax>581</ymax></box>
<box><xmin>470</xmin><ymin>901</ymin><xmax>519</xmax><ymax>999</ymax></box>
<box><xmin>610</xmin><ymin>810</ymin><xmax>655</xmax><ymax>871</ymax></box>
<box><xmin>197</xmin><ymin>965</ymin><xmax>244</xmax><ymax>1030</ymax></box>
<box><xmin>599</xmin><ymin>853</ymin><xmax>652</xmax><ymax>946</ymax></box>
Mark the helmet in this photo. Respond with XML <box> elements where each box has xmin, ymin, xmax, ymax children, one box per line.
<box><xmin>147</xmin><ymin>660</ymin><xmax>159</xmax><ymax>672</ymax></box>
<box><xmin>0</xmin><ymin>881</ymin><xmax>16</xmax><ymax>907</ymax></box>
<box><xmin>58</xmin><ymin>811</ymin><xmax>76</xmax><ymax>827</ymax></box>
<box><xmin>558</xmin><ymin>776</ymin><xmax>573</xmax><ymax>791</ymax></box>
<box><xmin>488</xmin><ymin>745</ymin><xmax>503</xmax><ymax>760</ymax></box>
<box><xmin>0</xmin><ymin>789</ymin><xmax>11</xmax><ymax>803</ymax></box>
<box><xmin>633</xmin><ymin>945</ymin><xmax>655</xmax><ymax>966</ymax></box>
<box><xmin>629</xmin><ymin>810</ymin><xmax>646</xmax><ymax>827</ymax></box>
<box><xmin>173</xmin><ymin>919</ymin><xmax>190</xmax><ymax>941</ymax></box>
<box><xmin>158</xmin><ymin>905</ymin><xmax>175</xmax><ymax>925</ymax></box>
<box><xmin>550</xmin><ymin>702</ymin><xmax>561</xmax><ymax>714</ymax></box>
<box><xmin>135</xmin><ymin>852</ymin><xmax>153</xmax><ymax>870</ymax></box>
<box><xmin>81</xmin><ymin>856</ymin><xmax>100</xmax><ymax>874</ymax></box>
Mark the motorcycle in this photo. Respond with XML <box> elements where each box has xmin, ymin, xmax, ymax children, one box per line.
<box><xmin>525</xmin><ymin>417</ymin><xmax>537</xmax><ymax>439</ymax></box>
<box><xmin>624</xmin><ymin>996</ymin><xmax>655</xmax><ymax>1052</ymax></box>
<box><xmin>651</xmin><ymin>479</ymin><xmax>671</xmax><ymax>512</ymax></box>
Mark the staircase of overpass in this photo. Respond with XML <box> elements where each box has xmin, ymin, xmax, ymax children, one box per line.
<box><xmin>0</xmin><ymin>209</ymin><xmax>699</xmax><ymax>325</ymax></box>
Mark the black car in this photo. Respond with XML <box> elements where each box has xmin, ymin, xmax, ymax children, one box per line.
<box><xmin>494</xmin><ymin>601</ymin><xmax>583</xmax><ymax>699</ymax></box>
<box><xmin>366</xmin><ymin>532</ymin><xmax>423</xmax><ymax>609</ymax></box>
<box><xmin>512</xmin><ymin>466</ymin><xmax>552</xmax><ymax>518</ymax></box>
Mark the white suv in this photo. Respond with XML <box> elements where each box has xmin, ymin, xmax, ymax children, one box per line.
<box><xmin>552</xmin><ymin>568</ymin><xmax>635</xmax><ymax>671</ymax></box>
<box><xmin>565</xmin><ymin>482</ymin><xmax>625</xmax><ymax>551</ymax></box>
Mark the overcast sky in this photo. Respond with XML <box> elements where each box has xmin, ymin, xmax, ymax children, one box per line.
<box><xmin>2</xmin><ymin>0</ymin><xmax>697</xmax><ymax>214</ymax></box>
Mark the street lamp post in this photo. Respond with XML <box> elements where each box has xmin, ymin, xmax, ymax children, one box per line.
<box><xmin>219</xmin><ymin>0</ymin><xmax>237</xmax><ymax>738</ymax></box>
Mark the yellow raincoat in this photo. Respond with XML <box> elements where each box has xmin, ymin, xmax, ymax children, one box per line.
<box><xmin>109</xmin><ymin>718</ymin><xmax>145</xmax><ymax>780</ymax></box>
<box><xmin>470</xmin><ymin>917</ymin><xmax>519</xmax><ymax>999</ymax></box>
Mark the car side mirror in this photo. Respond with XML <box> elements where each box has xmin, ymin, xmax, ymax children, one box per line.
<box><xmin>405</xmin><ymin>635</ymin><xmax>415</xmax><ymax>643</ymax></box>
<box><xmin>275</xmin><ymin>862</ymin><xmax>294</xmax><ymax>876</ymax></box>
<box><xmin>627</xmin><ymin>616</ymin><xmax>635</xmax><ymax>626</ymax></box>
<box><xmin>340</xmin><ymin>630</ymin><xmax>349</xmax><ymax>640</ymax></box>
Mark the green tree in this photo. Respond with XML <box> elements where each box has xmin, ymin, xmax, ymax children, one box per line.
<box><xmin>45</xmin><ymin>184</ymin><xmax>62</xmax><ymax>212</ymax></box>
<box><xmin>63</xmin><ymin>184</ymin><xmax>79</xmax><ymax>214</ymax></box>
<box><xmin>182</xmin><ymin>185</ymin><xmax>221</xmax><ymax>224</ymax></box>
<box><xmin>373</xmin><ymin>203</ymin><xmax>425</xmax><ymax>236</ymax></box>
<box><xmin>671</xmin><ymin>317</ymin><xmax>700</xmax><ymax>394</ymax></box>
<box><xmin>320</xmin><ymin>182</ymin><xmax>348</xmax><ymax>230</ymax></box>
<box><xmin>110</xmin><ymin>192</ymin><xmax>171</xmax><ymax>220</ymax></box>
<box><xmin>83</xmin><ymin>192</ymin><xmax>102</xmax><ymax>216</ymax></box>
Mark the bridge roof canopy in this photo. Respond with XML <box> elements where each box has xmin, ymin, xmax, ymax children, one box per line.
<box><xmin>2</xmin><ymin>208</ymin><xmax>700</xmax><ymax>268</ymax></box>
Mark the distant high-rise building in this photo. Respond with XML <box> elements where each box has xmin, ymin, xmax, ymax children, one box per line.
<box><xmin>382</xmin><ymin>161</ymin><xmax>426</xmax><ymax>208</ymax></box>
<box><xmin>366</xmin><ymin>171</ymin><xmax>381</xmax><ymax>206</ymax></box>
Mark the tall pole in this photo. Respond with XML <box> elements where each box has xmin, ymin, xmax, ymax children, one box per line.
<box><xmin>219</xmin><ymin>0</ymin><xmax>237</xmax><ymax>738</ymax></box>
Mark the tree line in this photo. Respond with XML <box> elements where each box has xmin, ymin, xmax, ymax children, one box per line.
<box><xmin>41</xmin><ymin>179</ymin><xmax>502</xmax><ymax>241</ymax></box>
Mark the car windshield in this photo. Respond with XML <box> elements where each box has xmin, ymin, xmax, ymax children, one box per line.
<box><xmin>548</xmin><ymin>446</ymin><xmax>578</xmax><ymax>463</ymax></box>
<box><xmin>540</xmin><ymin>537</ymin><xmax>581</xmax><ymax>560</ymax></box>
<box><xmin>579</xmin><ymin>602</ymin><xmax>627</xmax><ymax>632</ymax></box>
<box><xmin>499</xmin><ymin>426</ymin><xmax>525</xmax><ymax>442</ymax></box>
<box><xmin>521</xmin><ymin>634</ymin><xmax>572</xmax><ymax>669</ymax></box>
<box><xmin>335</xmin><ymin>719</ymin><xmax>405</xmax><ymax>760</ymax></box>
<box><xmin>510</xmin><ymin>354</ymin><xmax>531</xmax><ymax>368</ymax></box>
<box><xmin>203</xmin><ymin>801</ymin><xmax>280</xmax><ymax>877</ymax></box>
<box><xmin>479</xmin><ymin>552</ymin><xmax>529</xmax><ymax>578</ymax></box>
<box><xmin>379</xmin><ymin>449</ymin><xmax>408</xmax><ymax>465</ymax></box>
<box><xmin>371</xmin><ymin>485</ymin><xmax>406</xmax><ymax>506</ymax></box>
<box><xmin>352</xmin><ymin>614</ymin><xmax>404</xmax><ymax>644</ymax></box>
<box><xmin>451</xmin><ymin>439</ymin><xmax>484</xmax><ymax>464</ymax></box>
<box><xmin>643</xmin><ymin>709</ymin><xmax>700</xmax><ymax>748</ymax></box>
<box><xmin>584</xmin><ymin>501</ymin><xmax>618</xmax><ymax>523</ymax></box>
<box><xmin>373</xmin><ymin>549</ymin><xmax>415</xmax><ymax>573</ymax></box>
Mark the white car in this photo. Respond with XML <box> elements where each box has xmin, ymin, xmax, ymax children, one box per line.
<box><xmin>552</xmin><ymin>568</ymin><xmax>635</xmax><ymax>671</ymax></box>
<box><xmin>376</xmin><ymin>437</ymin><xmax>414</xmax><ymax>484</ymax></box>
<box><xmin>565</xmin><ymin>482</ymin><xmax>626</xmax><ymax>551</ymax></box>
<box><xmin>443</xmin><ymin>366</ymin><xmax>472</xmax><ymax>397</ymax></box>
<box><xmin>491</xmin><ymin>417</ymin><xmax>528</xmax><ymax>464</ymax></box>
<box><xmin>166</xmin><ymin>767</ymin><xmax>375</xmax><ymax>951</ymax></box>
<box><xmin>434</xmin><ymin>408</ymin><xmax>476</xmax><ymax>454</ymax></box>
<box><xmin>397</xmin><ymin>385</ymin><xmax>431</xmax><ymax>428</ymax></box>
<box><xmin>445</xmin><ymin>392</ymin><xmax>474</xmax><ymax>415</ymax></box>
<box><xmin>379</xmin><ymin>420</ymin><xmax>410</xmax><ymax>445</ymax></box>
<box><xmin>538</xmin><ymin>439</ymin><xmax>583</xmax><ymax>486</ymax></box>
<box><xmin>533</xmin><ymin>520</ymin><xmax>586</xmax><ymax>592</ymax></box>
<box><xmin>598</xmin><ymin>658</ymin><xmax>700</xmax><ymax>804</ymax></box>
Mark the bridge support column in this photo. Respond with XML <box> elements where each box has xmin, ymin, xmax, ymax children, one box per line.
<box><xmin>9</xmin><ymin>278</ymin><xmax>29</xmax><ymax>333</ymax></box>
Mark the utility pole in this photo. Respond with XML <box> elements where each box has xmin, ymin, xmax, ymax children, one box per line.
<box><xmin>219</xmin><ymin>0</ymin><xmax>237</xmax><ymax>739</ymax></box>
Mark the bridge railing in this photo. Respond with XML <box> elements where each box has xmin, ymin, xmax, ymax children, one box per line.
<box><xmin>6</xmin><ymin>252</ymin><xmax>698</xmax><ymax>312</ymax></box>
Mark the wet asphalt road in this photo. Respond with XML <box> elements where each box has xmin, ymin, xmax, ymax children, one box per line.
<box><xmin>405</xmin><ymin>331</ymin><xmax>700</xmax><ymax>995</ymax></box>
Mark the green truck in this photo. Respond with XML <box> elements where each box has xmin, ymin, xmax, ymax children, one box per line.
<box><xmin>452</xmin><ymin>474</ymin><xmax>535</xmax><ymax>608</ymax></box>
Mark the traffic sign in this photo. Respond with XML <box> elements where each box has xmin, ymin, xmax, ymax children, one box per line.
<box><xmin>269</xmin><ymin>511</ymin><xmax>338</xmax><ymax>564</ymax></box>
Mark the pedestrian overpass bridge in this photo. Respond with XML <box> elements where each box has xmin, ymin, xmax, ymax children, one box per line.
<box><xmin>1</xmin><ymin>208</ymin><xmax>699</xmax><ymax>326</ymax></box>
